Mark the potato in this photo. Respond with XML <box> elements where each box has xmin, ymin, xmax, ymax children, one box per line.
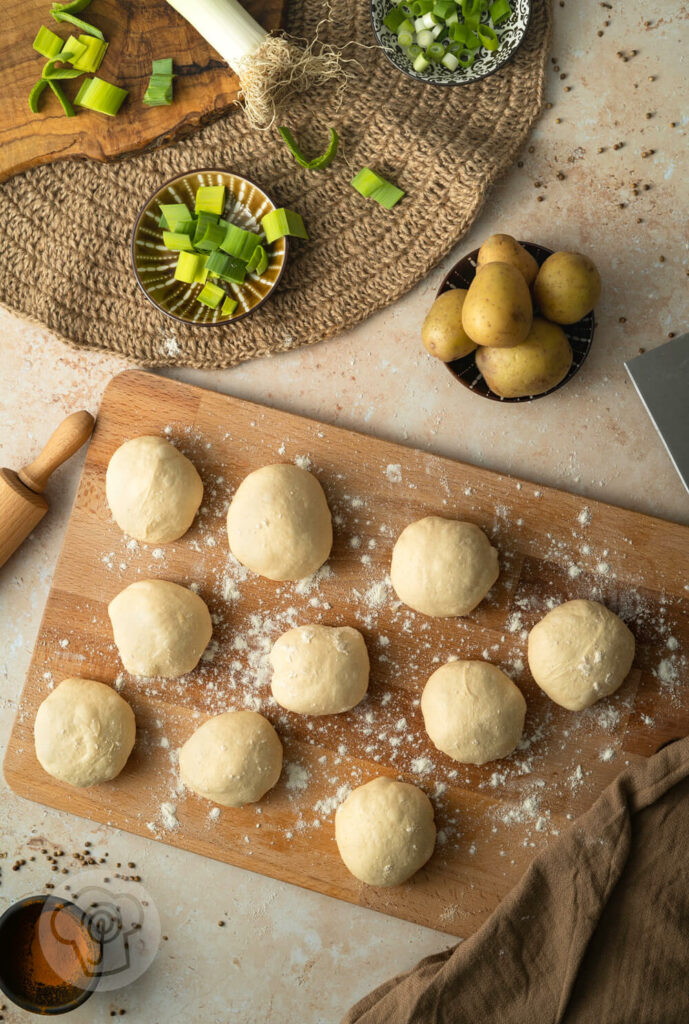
<box><xmin>461</xmin><ymin>262</ymin><xmax>533</xmax><ymax>348</ymax></box>
<box><xmin>475</xmin><ymin>318</ymin><xmax>573</xmax><ymax>398</ymax></box>
<box><xmin>421</xmin><ymin>290</ymin><xmax>478</xmax><ymax>362</ymax></box>
<box><xmin>477</xmin><ymin>234</ymin><xmax>539</xmax><ymax>286</ymax></box>
<box><xmin>534</xmin><ymin>251</ymin><xmax>601</xmax><ymax>324</ymax></box>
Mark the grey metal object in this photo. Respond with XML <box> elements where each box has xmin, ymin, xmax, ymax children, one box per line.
<box><xmin>625</xmin><ymin>334</ymin><xmax>689</xmax><ymax>495</ymax></box>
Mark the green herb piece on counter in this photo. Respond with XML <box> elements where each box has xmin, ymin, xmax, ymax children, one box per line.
<box><xmin>61</xmin><ymin>34</ymin><xmax>87</xmax><ymax>62</ymax></box>
<box><xmin>74</xmin><ymin>76</ymin><xmax>128</xmax><ymax>115</ymax></box>
<box><xmin>52</xmin><ymin>10</ymin><xmax>105</xmax><ymax>39</ymax></box>
<box><xmin>159</xmin><ymin>203</ymin><xmax>192</xmax><ymax>231</ymax></box>
<box><xmin>278</xmin><ymin>126</ymin><xmax>339</xmax><ymax>170</ymax></box>
<box><xmin>477</xmin><ymin>23</ymin><xmax>499</xmax><ymax>49</ymax></box>
<box><xmin>163</xmin><ymin>230</ymin><xmax>196</xmax><ymax>251</ymax></box>
<box><xmin>221</xmin><ymin>296</ymin><xmax>238</xmax><ymax>316</ymax></box>
<box><xmin>195</xmin><ymin>221</ymin><xmax>227</xmax><ymax>252</ymax></box>
<box><xmin>174</xmin><ymin>251</ymin><xmax>207</xmax><ymax>283</ymax></box>
<box><xmin>48</xmin><ymin>79</ymin><xmax>76</xmax><ymax>116</ymax></box>
<box><xmin>33</xmin><ymin>25</ymin><xmax>64</xmax><ymax>59</ymax></box>
<box><xmin>51</xmin><ymin>0</ymin><xmax>94</xmax><ymax>13</ymax></box>
<box><xmin>70</xmin><ymin>35</ymin><xmax>107</xmax><ymax>72</ymax></box>
<box><xmin>351</xmin><ymin>167</ymin><xmax>404</xmax><ymax>209</ymax></box>
<box><xmin>261</xmin><ymin>208</ymin><xmax>308</xmax><ymax>243</ymax></box>
<box><xmin>489</xmin><ymin>0</ymin><xmax>511</xmax><ymax>23</ymax></box>
<box><xmin>41</xmin><ymin>58</ymin><xmax>84</xmax><ymax>80</ymax></box>
<box><xmin>195</xmin><ymin>185</ymin><xmax>226</xmax><ymax>216</ymax></box>
<box><xmin>197</xmin><ymin>282</ymin><xmax>225</xmax><ymax>308</ymax></box>
<box><xmin>28</xmin><ymin>79</ymin><xmax>49</xmax><ymax>113</ymax></box>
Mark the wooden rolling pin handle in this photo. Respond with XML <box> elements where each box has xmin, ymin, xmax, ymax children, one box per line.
<box><xmin>17</xmin><ymin>411</ymin><xmax>95</xmax><ymax>494</ymax></box>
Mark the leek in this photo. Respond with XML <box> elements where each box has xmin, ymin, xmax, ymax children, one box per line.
<box><xmin>165</xmin><ymin>0</ymin><xmax>347</xmax><ymax>129</ymax></box>
<box><xmin>52</xmin><ymin>10</ymin><xmax>105</xmax><ymax>39</ymax></box>
<box><xmin>221</xmin><ymin>296</ymin><xmax>238</xmax><ymax>316</ymax></box>
<box><xmin>195</xmin><ymin>185</ymin><xmax>226</xmax><ymax>216</ymax></box>
<box><xmin>351</xmin><ymin>168</ymin><xmax>404</xmax><ymax>210</ymax></box>
<box><xmin>159</xmin><ymin>204</ymin><xmax>192</xmax><ymax>230</ymax></box>
<box><xmin>197</xmin><ymin>282</ymin><xmax>226</xmax><ymax>308</ymax></box>
<box><xmin>261</xmin><ymin>208</ymin><xmax>308</xmax><ymax>243</ymax></box>
<box><xmin>70</xmin><ymin>35</ymin><xmax>108</xmax><ymax>72</ymax></box>
<box><xmin>174</xmin><ymin>251</ymin><xmax>207</xmax><ymax>283</ymax></box>
<box><xmin>33</xmin><ymin>25</ymin><xmax>64</xmax><ymax>59</ymax></box>
<box><xmin>28</xmin><ymin>79</ymin><xmax>49</xmax><ymax>113</ymax></box>
<box><xmin>51</xmin><ymin>0</ymin><xmax>94</xmax><ymax>12</ymax></box>
<box><xmin>74</xmin><ymin>76</ymin><xmax>128</xmax><ymax>115</ymax></box>
<box><xmin>163</xmin><ymin>231</ymin><xmax>196</xmax><ymax>251</ymax></box>
<box><xmin>62</xmin><ymin>35</ymin><xmax>88</xmax><ymax>62</ymax></box>
<box><xmin>278</xmin><ymin>126</ymin><xmax>339</xmax><ymax>170</ymax></box>
<box><xmin>48</xmin><ymin>80</ymin><xmax>76</xmax><ymax>116</ymax></box>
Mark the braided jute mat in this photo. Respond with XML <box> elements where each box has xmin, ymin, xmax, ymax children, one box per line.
<box><xmin>0</xmin><ymin>0</ymin><xmax>551</xmax><ymax>369</ymax></box>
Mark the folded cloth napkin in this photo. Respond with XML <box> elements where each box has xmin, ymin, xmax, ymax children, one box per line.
<box><xmin>343</xmin><ymin>735</ymin><xmax>689</xmax><ymax>1024</ymax></box>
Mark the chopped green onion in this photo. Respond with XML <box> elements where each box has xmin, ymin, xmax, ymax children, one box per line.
<box><xmin>52</xmin><ymin>10</ymin><xmax>104</xmax><ymax>38</ymax></box>
<box><xmin>427</xmin><ymin>40</ymin><xmax>445</xmax><ymax>60</ymax></box>
<box><xmin>174</xmin><ymin>251</ymin><xmax>207</xmax><ymax>283</ymax></box>
<box><xmin>70</xmin><ymin>35</ymin><xmax>107</xmax><ymax>72</ymax></box>
<box><xmin>51</xmin><ymin>0</ymin><xmax>94</xmax><ymax>12</ymax></box>
<box><xmin>489</xmin><ymin>0</ymin><xmax>511</xmax><ymax>22</ymax></box>
<box><xmin>456</xmin><ymin>49</ymin><xmax>475</xmax><ymax>67</ymax></box>
<box><xmin>406</xmin><ymin>42</ymin><xmax>422</xmax><ymax>58</ymax></box>
<box><xmin>420</xmin><ymin>11</ymin><xmax>440</xmax><ymax>27</ymax></box>
<box><xmin>42</xmin><ymin>58</ymin><xmax>84</xmax><ymax>80</ymax></box>
<box><xmin>261</xmin><ymin>208</ymin><xmax>308</xmax><ymax>243</ymax></box>
<box><xmin>477</xmin><ymin>23</ymin><xmax>499</xmax><ymax>49</ymax></box>
<box><xmin>74</xmin><ymin>76</ymin><xmax>128</xmax><ymax>115</ymax></box>
<box><xmin>441</xmin><ymin>50</ymin><xmax>459</xmax><ymax>70</ymax></box>
<box><xmin>412</xmin><ymin>0</ymin><xmax>433</xmax><ymax>13</ymax></box>
<box><xmin>195</xmin><ymin>185</ymin><xmax>226</xmax><ymax>216</ymax></box>
<box><xmin>398</xmin><ymin>29</ymin><xmax>414</xmax><ymax>46</ymax></box>
<box><xmin>194</xmin><ymin>221</ymin><xmax>227</xmax><ymax>251</ymax></box>
<box><xmin>159</xmin><ymin>203</ymin><xmax>192</xmax><ymax>231</ymax></box>
<box><xmin>413</xmin><ymin>52</ymin><xmax>430</xmax><ymax>72</ymax></box>
<box><xmin>383</xmin><ymin>6</ymin><xmax>407</xmax><ymax>31</ymax></box>
<box><xmin>28</xmin><ymin>79</ymin><xmax>49</xmax><ymax>113</ymax></box>
<box><xmin>62</xmin><ymin>34</ymin><xmax>87</xmax><ymax>62</ymax></box>
<box><xmin>197</xmin><ymin>282</ymin><xmax>225</xmax><ymax>308</ymax></box>
<box><xmin>351</xmin><ymin>168</ymin><xmax>405</xmax><ymax>209</ymax></box>
<box><xmin>48</xmin><ymin>79</ymin><xmax>75</xmax><ymax>117</ymax></box>
<box><xmin>416</xmin><ymin>28</ymin><xmax>434</xmax><ymax>47</ymax></box>
<box><xmin>278</xmin><ymin>126</ymin><xmax>339</xmax><ymax>170</ymax></box>
<box><xmin>163</xmin><ymin>231</ymin><xmax>195</xmax><ymax>251</ymax></box>
<box><xmin>433</xmin><ymin>0</ymin><xmax>456</xmax><ymax>17</ymax></box>
<box><xmin>221</xmin><ymin>296</ymin><xmax>238</xmax><ymax>317</ymax></box>
<box><xmin>33</xmin><ymin>25</ymin><xmax>64</xmax><ymax>59</ymax></box>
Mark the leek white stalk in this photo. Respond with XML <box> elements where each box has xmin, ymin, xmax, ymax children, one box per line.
<box><xmin>166</xmin><ymin>0</ymin><xmax>347</xmax><ymax>129</ymax></box>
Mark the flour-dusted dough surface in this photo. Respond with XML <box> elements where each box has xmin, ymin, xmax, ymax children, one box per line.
<box><xmin>390</xmin><ymin>516</ymin><xmax>499</xmax><ymax>617</ymax></box>
<box><xmin>335</xmin><ymin>776</ymin><xmax>436</xmax><ymax>887</ymax></box>
<box><xmin>226</xmin><ymin>464</ymin><xmax>332</xmax><ymax>582</ymax></box>
<box><xmin>528</xmin><ymin>599</ymin><xmax>636</xmax><ymax>711</ymax></box>
<box><xmin>108</xmin><ymin>579</ymin><xmax>212</xmax><ymax>678</ymax></box>
<box><xmin>270</xmin><ymin>625</ymin><xmax>369</xmax><ymax>715</ymax></box>
<box><xmin>34</xmin><ymin>677</ymin><xmax>136</xmax><ymax>787</ymax></box>
<box><xmin>179</xmin><ymin>710</ymin><xmax>283</xmax><ymax>807</ymax></box>
<box><xmin>106</xmin><ymin>435</ymin><xmax>203</xmax><ymax>543</ymax></box>
<box><xmin>421</xmin><ymin>661</ymin><xmax>526</xmax><ymax>765</ymax></box>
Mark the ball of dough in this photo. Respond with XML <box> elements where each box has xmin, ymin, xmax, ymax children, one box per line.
<box><xmin>227</xmin><ymin>464</ymin><xmax>332</xmax><ymax>582</ymax></box>
<box><xmin>335</xmin><ymin>777</ymin><xmax>436</xmax><ymax>887</ymax></box>
<box><xmin>390</xmin><ymin>517</ymin><xmax>499</xmax><ymax>617</ymax></box>
<box><xmin>179</xmin><ymin>711</ymin><xmax>283</xmax><ymax>807</ymax></box>
<box><xmin>270</xmin><ymin>625</ymin><xmax>369</xmax><ymax>715</ymax></box>
<box><xmin>108</xmin><ymin>579</ymin><xmax>212</xmax><ymax>678</ymax></box>
<box><xmin>34</xmin><ymin>678</ymin><xmax>136</xmax><ymax>787</ymax></box>
<box><xmin>421</xmin><ymin>661</ymin><xmax>526</xmax><ymax>765</ymax></box>
<box><xmin>106</xmin><ymin>435</ymin><xmax>203</xmax><ymax>543</ymax></box>
<box><xmin>528</xmin><ymin>599</ymin><xmax>635</xmax><ymax>711</ymax></box>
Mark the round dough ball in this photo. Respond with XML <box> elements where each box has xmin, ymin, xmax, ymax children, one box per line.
<box><xmin>106</xmin><ymin>435</ymin><xmax>203</xmax><ymax>543</ymax></box>
<box><xmin>179</xmin><ymin>711</ymin><xmax>283</xmax><ymax>807</ymax></box>
<box><xmin>421</xmin><ymin>661</ymin><xmax>526</xmax><ymax>765</ymax></box>
<box><xmin>227</xmin><ymin>464</ymin><xmax>333</xmax><ymax>582</ymax></box>
<box><xmin>108</xmin><ymin>579</ymin><xmax>212</xmax><ymax>678</ymax></box>
<box><xmin>335</xmin><ymin>777</ymin><xmax>436</xmax><ymax>887</ymax></box>
<box><xmin>270</xmin><ymin>625</ymin><xmax>369</xmax><ymax>715</ymax></box>
<box><xmin>34</xmin><ymin>677</ymin><xmax>135</xmax><ymax>787</ymax></box>
<box><xmin>528</xmin><ymin>599</ymin><xmax>635</xmax><ymax>711</ymax></box>
<box><xmin>390</xmin><ymin>517</ymin><xmax>499</xmax><ymax>617</ymax></box>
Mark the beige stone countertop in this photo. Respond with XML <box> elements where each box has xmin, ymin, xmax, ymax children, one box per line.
<box><xmin>1</xmin><ymin>2</ymin><xmax>687</xmax><ymax>1021</ymax></box>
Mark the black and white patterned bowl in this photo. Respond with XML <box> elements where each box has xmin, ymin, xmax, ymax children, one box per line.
<box><xmin>131</xmin><ymin>169</ymin><xmax>287</xmax><ymax>326</ymax></box>
<box><xmin>439</xmin><ymin>242</ymin><xmax>595</xmax><ymax>402</ymax></box>
<box><xmin>371</xmin><ymin>0</ymin><xmax>531</xmax><ymax>85</ymax></box>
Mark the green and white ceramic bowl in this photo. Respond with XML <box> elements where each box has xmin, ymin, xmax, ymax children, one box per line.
<box><xmin>131</xmin><ymin>169</ymin><xmax>287</xmax><ymax>326</ymax></box>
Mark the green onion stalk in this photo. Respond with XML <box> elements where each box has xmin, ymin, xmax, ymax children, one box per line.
<box><xmin>166</xmin><ymin>0</ymin><xmax>347</xmax><ymax>129</ymax></box>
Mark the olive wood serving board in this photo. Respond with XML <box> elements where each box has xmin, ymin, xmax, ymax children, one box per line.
<box><xmin>1</xmin><ymin>0</ymin><xmax>285</xmax><ymax>183</ymax></box>
<box><xmin>5</xmin><ymin>369</ymin><xmax>689</xmax><ymax>938</ymax></box>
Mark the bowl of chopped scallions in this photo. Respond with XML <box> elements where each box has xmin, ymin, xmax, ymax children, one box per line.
<box><xmin>131</xmin><ymin>170</ymin><xmax>306</xmax><ymax>326</ymax></box>
<box><xmin>371</xmin><ymin>0</ymin><xmax>530</xmax><ymax>85</ymax></box>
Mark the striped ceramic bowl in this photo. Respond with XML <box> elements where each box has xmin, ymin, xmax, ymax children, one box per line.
<box><xmin>131</xmin><ymin>169</ymin><xmax>287</xmax><ymax>326</ymax></box>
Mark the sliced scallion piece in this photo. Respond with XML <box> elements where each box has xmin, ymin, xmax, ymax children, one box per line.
<box><xmin>51</xmin><ymin>10</ymin><xmax>104</xmax><ymax>38</ymax></box>
<box><xmin>221</xmin><ymin>296</ymin><xmax>238</xmax><ymax>317</ymax></box>
<box><xmin>48</xmin><ymin>79</ymin><xmax>75</xmax><ymax>117</ymax></box>
<box><xmin>70</xmin><ymin>35</ymin><xmax>107</xmax><ymax>72</ymax></box>
<box><xmin>261</xmin><ymin>208</ymin><xmax>308</xmax><ymax>243</ymax></box>
<box><xmin>278</xmin><ymin>126</ymin><xmax>339</xmax><ymax>170</ymax></box>
<box><xmin>427</xmin><ymin>40</ymin><xmax>445</xmax><ymax>60</ymax></box>
<box><xmin>416</xmin><ymin>27</ymin><xmax>433</xmax><ymax>47</ymax></box>
<box><xmin>383</xmin><ymin>6</ymin><xmax>407</xmax><ymax>31</ymax></box>
<box><xmin>441</xmin><ymin>51</ymin><xmax>459</xmax><ymax>70</ymax></box>
<box><xmin>74</xmin><ymin>76</ymin><xmax>128</xmax><ymax>115</ymax></box>
<box><xmin>197</xmin><ymin>282</ymin><xmax>226</xmax><ymax>309</ymax></box>
<box><xmin>489</xmin><ymin>0</ymin><xmax>511</xmax><ymax>23</ymax></box>
<box><xmin>477</xmin><ymin>23</ymin><xmax>498</xmax><ymax>49</ymax></box>
<box><xmin>195</xmin><ymin>185</ymin><xmax>227</xmax><ymax>216</ymax></box>
<box><xmin>33</xmin><ymin>25</ymin><xmax>64</xmax><ymax>59</ymax></box>
<box><xmin>413</xmin><ymin>52</ymin><xmax>430</xmax><ymax>72</ymax></box>
<box><xmin>28</xmin><ymin>79</ymin><xmax>49</xmax><ymax>113</ymax></box>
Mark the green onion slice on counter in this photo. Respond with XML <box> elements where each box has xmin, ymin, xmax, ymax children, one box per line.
<box><xmin>74</xmin><ymin>76</ymin><xmax>128</xmax><ymax>115</ymax></box>
<box><xmin>197</xmin><ymin>282</ymin><xmax>226</xmax><ymax>308</ymax></box>
<box><xmin>28</xmin><ymin>79</ymin><xmax>49</xmax><ymax>113</ymax></box>
<box><xmin>33</xmin><ymin>25</ymin><xmax>64</xmax><ymax>59</ymax></box>
<box><xmin>143</xmin><ymin>59</ymin><xmax>175</xmax><ymax>107</ymax></box>
<box><xmin>278</xmin><ymin>126</ymin><xmax>339</xmax><ymax>170</ymax></box>
<box><xmin>261</xmin><ymin>208</ymin><xmax>308</xmax><ymax>243</ymax></box>
<box><xmin>51</xmin><ymin>10</ymin><xmax>105</xmax><ymax>39</ymax></box>
<box><xmin>48</xmin><ymin>79</ymin><xmax>75</xmax><ymax>116</ymax></box>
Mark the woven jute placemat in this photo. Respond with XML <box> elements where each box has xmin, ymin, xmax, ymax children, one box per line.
<box><xmin>0</xmin><ymin>0</ymin><xmax>551</xmax><ymax>369</ymax></box>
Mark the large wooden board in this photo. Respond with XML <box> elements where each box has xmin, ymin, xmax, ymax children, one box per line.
<box><xmin>1</xmin><ymin>0</ymin><xmax>284</xmax><ymax>183</ymax></box>
<box><xmin>5</xmin><ymin>370</ymin><xmax>689</xmax><ymax>938</ymax></box>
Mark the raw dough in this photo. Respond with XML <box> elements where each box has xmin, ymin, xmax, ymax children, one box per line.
<box><xmin>34</xmin><ymin>677</ymin><xmax>136</xmax><ymax>787</ymax></box>
<box><xmin>335</xmin><ymin>776</ymin><xmax>436</xmax><ymax>886</ymax></box>
<box><xmin>270</xmin><ymin>625</ymin><xmax>369</xmax><ymax>715</ymax></box>
<box><xmin>179</xmin><ymin>710</ymin><xmax>283</xmax><ymax>807</ymax></box>
<box><xmin>390</xmin><ymin>517</ymin><xmax>499</xmax><ymax>617</ymax></box>
<box><xmin>106</xmin><ymin>435</ymin><xmax>203</xmax><ymax>543</ymax></box>
<box><xmin>528</xmin><ymin>599</ymin><xmax>635</xmax><ymax>711</ymax></box>
<box><xmin>108</xmin><ymin>579</ymin><xmax>212</xmax><ymax>678</ymax></box>
<box><xmin>227</xmin><ymin>464</ymin><xmax>332</xmax><ymax>581</ymax></box>
<box><xmin>421</xmin><ymin>660</ymin><xmax>526</xmax><ymax>765</ymax></box>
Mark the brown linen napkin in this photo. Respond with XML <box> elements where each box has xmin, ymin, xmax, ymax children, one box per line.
<box><xmin>343</xmin><ymin>735</ymin><xmax>689</xmax><ymax>1024</ymax></box>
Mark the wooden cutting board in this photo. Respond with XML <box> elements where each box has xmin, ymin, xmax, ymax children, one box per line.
<box><xmin>1</xmin><ymin>0</ymin><xmax>285</xmax><ymax>183</ymax></box>
<box><xmin>5</xmin><ymin>370</ymin><xmax>689</xmax><ymax>938</ymax></box>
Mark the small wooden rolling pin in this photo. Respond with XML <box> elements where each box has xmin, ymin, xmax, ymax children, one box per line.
<box><xmin>0</xmin><ymin>411</ymin><xmax>95</xmax><ymax>569</ymax></box>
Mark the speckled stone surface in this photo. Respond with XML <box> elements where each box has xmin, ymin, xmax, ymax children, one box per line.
<box><xmin>1</xmin><ymin>3</ymin><xmax>687</xmax><ymax>1021</ymax></box>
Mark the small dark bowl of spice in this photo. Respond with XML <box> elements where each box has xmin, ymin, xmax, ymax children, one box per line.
<box><xmin>0</xmin><ymin>894</ymin><xmax>101</xmax><ymax>1015</ymax></box>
